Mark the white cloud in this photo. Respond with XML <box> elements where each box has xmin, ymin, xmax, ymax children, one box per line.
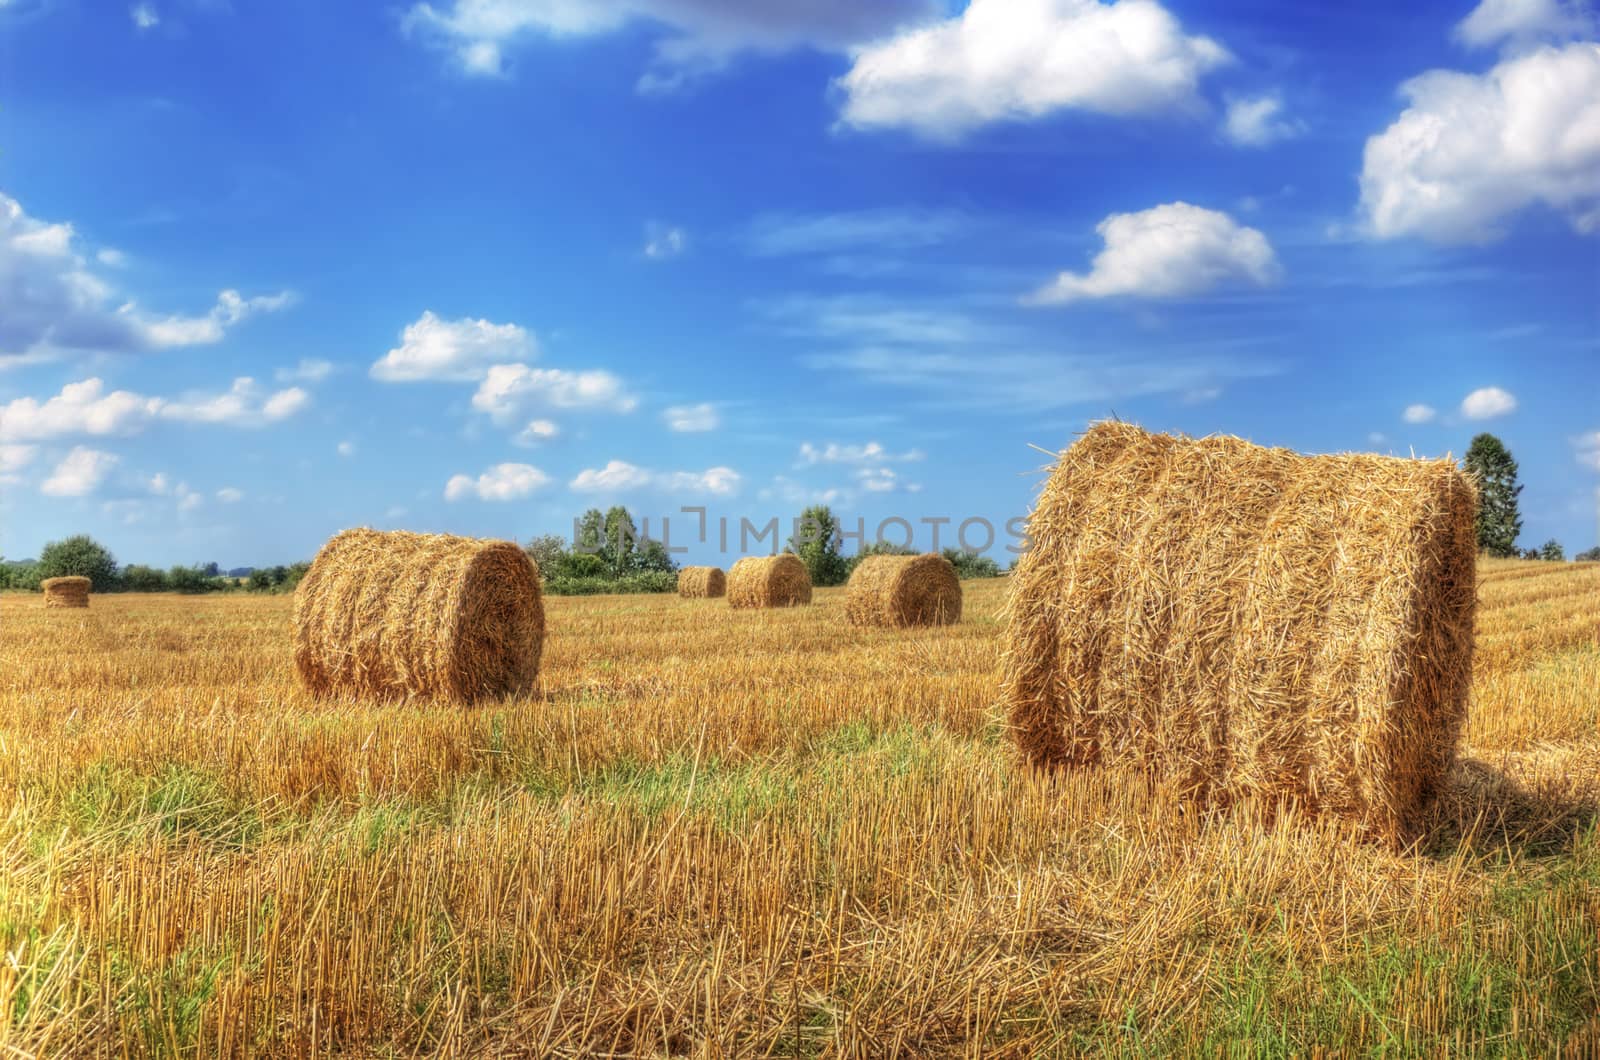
<box><xmin>471</xmin><ymin>362</ymin><xmax>635</xmax><ymax>421</ymax></box>
<box><xmin>644</xmin><ymin>223</ymin><xmax>686</xmax><ymax>259</ymax></box>
<box><xmin>0</xmin><ymin>377</ymin><xmax>310</xmax><ymax>441</ymax></box>
<box><xmin>175</xmin><ymin>482</ymin><xmax>203</xmax><ymax>512</ymax></box>
<box><xmin>144</xmin><ymin>472</ymin><xmax>171</xmax><ymax>495</ymax></box>
<box><xmin>1455</xmin><ymin>0</ymin><xmax>1593</xmax><ymax>50</ymax></box>
<box><xmin>1027</xmin><ymin>202</ymin><xmax>1279</xmax><ymax>304</ymax></box>
<box><xmin>1359</xmin><ymin>43</ymin><xmax>1600</xmax><ymax>243</ymax></box>
<box><xmin>370</xmin><ymin>310</ymin><xmax>536</xmax><ymax>382</ymax></box>
<box><xmin>130</xmin><ymin>3</ymin><xmax>158</xmax><ymax>29</ymax></box>
<box><xmin>1575</xmin><ymin>429</ymin><xmax>1600</xmax><ymax>470</ymax></box>
<box><xmin>758</xmin><ymin>476</ymin><xmax>841</xmax><ymax>505</ymax></box>
<box><xmin>96</xmin><ymin>248</ymin><xmax>128</xmax><ymax>268</ymax></box>
<box><xmin>514</xmin><ymin>419</ymin><xmax>560</xmax><ymax>446</ymax></box>
<box><xmin>337</xmin><ymin>440</ymin><xmax>356</xmax><ymax>457</ymax></box>
<box><xmin>798</xmin><ymin>440</ymin><xmax>925</xmax><ymax>466</ymax></box>
<box><xmin>1461</xmin><ymin>386</ymin><xmax>1519</xmax><ymax>419</ymax></box>
<box><xmin>1368</xmin><ymin>431</ymin><xmax>1389</xmax><ymax>445</ymax></box>
<box><xmin>402</xmin><ymin>0</ymin><xmax>935</xmax><ymax>89</ymax></box>
<box><xmin>444</xmin><ymin>462</ymin><xmax>550</xmax><ymax>502</ymax></box>
<box><xmin>1403</xmin><ymin>403</ymin><xmax>1438</xmax><ymax>424</ymax></box>
<box><xmin>0</xmin><ymin>443</ymin><xmax>35</xmax><ymax>483</ymax></box>
<box><xmin>570</xmin><ymin>459</ymin><xmax>740</xmax><ymax>496</ymax></box>
<box><xmin>835</xmin><ymin>0</ymin><xmax>1230</xmax><ymax>139</ymax></box>
<box><xmin>1222</xmin><ymin>93</ymin><xmax>1303</xmax><ymax>147</ymax></box>
<box><xmin>0</xmin><ymin>192</ymin><xmax>293</xmax><ymax>364</ymax></box>
<box><xmin>856</xmin><ymin>467</ymin><xmax>902</xmax><ymax>492</ymax></box>
<box><xmin>662</xmin><ymin>402</ymin><xmax>718</xmax><ymax>432</ymax></box>
<box><xmin>41</xmin><ymin>446</ymin><xmax>119</xmax><ymax>497</ymax></box>
<box><xmin>276</xmin><ymin>358</ymin><xmax>334</xmax><ymax>383</ymax></box>
<box><xmin>216</xmin><ymin>487</ymin><xmax>244</xmax><ymax>503</ymax></box>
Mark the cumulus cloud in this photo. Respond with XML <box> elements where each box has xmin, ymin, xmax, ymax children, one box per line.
<box><xmin>371</xmin><ymin>311</ymin><xmax>537</xmax><ymax>382</ymax></box>
<box><xmin>1359</xmin><ymin>43</ymin><xmax>1600</xmax><ymax>243</ymax></box>
<box><xmin>1455</xmin><ymin>0</ymin><xmax>1593</xmax><ymax>50</ymax></box>
<box><xmin>514</xmin><ymin>419</ymin><xmax>560</xmax><ymax>446</ymax></box>
<box><xmin>471</xmin><ymin>363</ymin><xmax>635</xmax><ymax>421</ymax></box>
<box><xmin>1461</xmin><ymin>386</ymin><xmax>1519</xmax><ymax>419</ymax></box>
<box><xmin>0</xmin><ymin>377</ymin><xmax>310</xmax><ymax>442</ymax></box>
<box><xmin>1222</xmin><ymin>93</ymin><xmax>1304</xmax><ymax>146</ymax></box>
<box><xmin>1575</xmin><ymin>429</ymin><xmax>1600</xmax><ymax>470</ymax></box>
<box><xmin>1027</xmin><ymin>202</ymin><xmax>1279</xmax><ymax>304</ymax></box>
<box><xmin>644</xmin><ymin>223</ymin><xmax>687</xmax><ymax>259</ymax></box>
<box><xmin>835</xmin><ymin>0</ymin><xmax>1230</xmax><ymax>139</ymax></box>
<box><xmin>444</xmin><ymin>462</ymin><xmax>550</xmax><ymax>501</ymax></box>
<box><xmin>798</xmin><ymin>441</ymin><xmax>925</xmax><ymax>466</ymax></box>
<box><xmin>402</xmin><ymin>0</ymin><xmax>935</xmax><ymax>89</ymax></box>
<box><xmin>0</xmin><ymin>192</ymin><xmax>292</xmax><ymax>364</ymax></box>
<box><xmin>41</xmin><ymin>446</ymin><xmax>119</xmax><ymax>497</ymax></box>
<box><xmin>0</xmin><ymin>443</ymin><xmax>36</xmax><ymax>484</ymax></box>
<box><xmin>662</xmin><ymin>402</ymin><xmax>719</xmax><ymax>432</ymax></box>
<box><xmin>1403</xmin><ymin>403</ymin><xmax>1438</xmax><ymax>424</ymax></box>
<box><xmin>570</xmin><ymin>460</ymin><xmax>740</xmax><ymax>496</ymax></box>
<box><xmin>276</xmin><ymin>358</ymin><xmax>335</xmax><ymax>383</ymax></box>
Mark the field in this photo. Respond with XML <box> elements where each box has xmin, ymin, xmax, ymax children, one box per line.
<box><xmin>2</xmin><ymin>559</ymin><xmax>1597</xmax><ymax>1057</ymax></box>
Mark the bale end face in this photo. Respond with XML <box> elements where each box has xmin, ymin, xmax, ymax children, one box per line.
<box><xmin>678</xmin><ymin>566</ymin><xmax>727</xmax><ymax>599</ymax></box>
<box><xmin>1000</xmin><ymin>421</ymin><xmax>1477</xmax><ymax>845</ymax></box>
<box><xmin>41</xmin><ymin>576</ymin><xmax>91</xmax><ymax>608</ymax></box>
<box><xmin>845</xmin><ymin>554</ymin><xmax>962</xmax><ymax>627</ymax></box>
<box><xmin>293</xmin><ymin>528</ymin><xmax>544</xmax><ymax>703</ymax></box>
<box><xmin>727</xmin><ymin>554</ymin><xmax>812</xmax><ymax>609</ymax></box>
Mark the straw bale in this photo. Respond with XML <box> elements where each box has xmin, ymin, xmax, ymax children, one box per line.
<box><xmin>845</xmin><ymin>553</ymin><xmax>962</xmax><ymax>627</ymax></box>
<box><xmin>294</xmin><ymin>528</ymin><xmax>544</xmax><ymax>702</ymax></box>
<box><xmin>1000</xmin><ymin>421</ymin><xmax>1477</xmax><ymax>843</ymax></box>
<box><xmin>727</xmin><ymin>554</ymin><xmax>812</xmax><ymax>609</ymax></box>
<box><xmin>41</xmin><ymin>576</ymin><xmax>90</xmax><ymax>608</ymax></box>
<box><xmin>678</xmin><ymin>566</ymin><xmax>726</xmax><ymax>599</ymax></box>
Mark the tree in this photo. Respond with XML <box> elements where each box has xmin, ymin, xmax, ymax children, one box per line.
<box><xmin>1577</xmin><ymin>546</ymin><xmax>1600</xmax><ymax>563</ymax></box>
<box><xmin>524</xmin><ymin>534</ymin><xmax>568</xmax><ymax>578</ymax></box>
<box><xmin>37</xmin><ymin>534</ymin><xmax>119</xmax><ymax>591</ymax></box>
<box><xmin>1464</xmin><ymin>433</ymin><xmax>1523</xmax><ymax>557</ymax></box>
<box><xmin>942</xmin><ymin>547</ymin><xmax>1001</xmax><ymax>580</ymax></box>
<box><xmin>167</xmin><ymin>565</ymin><xmax>211</xmax><ymax>593</ymax></box>
<box><xmin>787</xmin><ymin>505</ymin><xmax>849</xmax><ymax>587</ymax></box>
<box><xmin>200</xmin><ymin>561</ymin><xmax>221</xmax><ymax>578</ymax></box>
<box><xmin>246</xmin><ymin>569</ymin><xmax>274</xmax><ymax>591</ymax></box>
<box><xmin>632</xmin><ymin>536</ymin><xmax>677</xmax><ymax>574</ymax></box>
<box><xmin>1539</xmin><ymin>539</ymin><xmax>1565</xmax><ymax>562</ymax></box>
<box><xmin>573</xmin><ymin>509</ymin><xmax>605</xmax><ymax>557</ymax></box>
<box><xmin>122</xmin><ymin>565</ymin><xmax>169</xmax><ymax>592</ymax></box>
<box><xmin>602</xmin><ymin>506</ymin><xmax>637</xmax><ymax>577</ymax></box>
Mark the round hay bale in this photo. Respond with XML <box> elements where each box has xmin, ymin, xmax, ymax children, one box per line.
<box><xmin>727</xmin><ymin>554</ymin><xmax>812</xmax><ymax>609</ymax></box>
<box><xmin>41</xmin><ymin>576</ymin><xmax>91</xmax><ymax>608</ymax></box>
<box><xmin>845</xmin><ymin>553</ymin><xmax>962</xmax><ymax>627</ymax></box>
<box><xmin>678</xmin><ymin>566</ymin><xmax>726</xmax><ymax>599</ymax></box>
<box><xmin>1000</xmin><ymin>421</ymin><xmax>1477</xmax><ymax>845</ymax></box>
<box><xmin>293</xmin><ymin>528</ymin><xmax>544</xmax><ymax>703</ymax></box>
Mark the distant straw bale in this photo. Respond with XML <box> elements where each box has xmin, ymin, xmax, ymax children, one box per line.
<box><xmin>1000</xmin><ymin>421</ymin><xmax>1477</xmax><ymax>844</ymax></box>
<box><xmin>846</xmin><ymin>554</ymin><xmax>962</xmax><ymax>628</ymax></box>
<box><xmin>41</xmin><ymin>576</ymin><xmax>90</xmax><ymax>608</ymax></box>
<box><xmin>727</xmin><ymin>554</ymin><xmax>812</xmax><ymax>609</ymax></box>
<box><xmin>678</xmin><ymin>566</ymin><xmax>726</xmax><ymax>599</ymax></box>
<box><xmin>294</xmin><ymin>528</ymin><xmax>544</xmax><ymax>703</ymax></box>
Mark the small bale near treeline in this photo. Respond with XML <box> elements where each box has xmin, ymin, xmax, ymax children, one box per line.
<box><xmin>294</xmin><ymin>528</ymin><xmax>544</xmax><ymax>703</ymax></box>
<box><xmin>41</xmin><ymin>576</ymin><xmax>90</xmax><ymax>608</ymax></box>
<box><xmin>678</xmin><ymin>566</ymin><xmax>726</xmax><ymax>599</ymax></box>
<box><xmin>1001</xmin><ymin>421</ymin><xmax>1477</xmax><ymax>844</ymax></box>
<box><xmin>727</xmin><ymin>554</ymin><xmax>812</xmax><ymax>609</ymax></box>
<box><xmin>846</xmin><ymin>553</ymin><xmax>962</xmax><ymax>627</ymax></box>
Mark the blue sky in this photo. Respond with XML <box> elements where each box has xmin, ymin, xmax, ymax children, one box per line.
<box><xmin>1</xmin><ymin>0</ymin><xmax>1596</xmax><ymax>567</ymax></box>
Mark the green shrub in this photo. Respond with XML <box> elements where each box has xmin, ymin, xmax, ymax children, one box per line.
<box><xmin>37</xmin><ymin>534</ymin><xmax>119</xmax><ymax>591</ymax></box>
<box><xmin>121</xmin><ymin>565</ymin><xmax>169</xmax><ymax>592</ymax></box>
<box><xmin>545</xmin><ymin>571</ymin><xmax>678</xmax><ymax>596</ymax></box>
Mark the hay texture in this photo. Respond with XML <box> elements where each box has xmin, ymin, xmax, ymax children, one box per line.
<box><xmin>41</xmin><ymin>576</ymin><xmax>90</xmax><ymax>608</ymax></box>
<box><xmin>846</xmin><ymin>554</ymin><xmax>962</xmax><ymax>628</ymax></box>
<box><xmin>678</xmin><ymin>566</ymin><xmax>726</xmax><ymax>599</ymax></box>
<box><xmin>1001</xmin><ymin>421</ymin><xmax>1477</xmax><ymax>844</ymax></box>
<box><xmin>294</xmin><ymin>528</ymin><xmax>544</xmax><ymax>703</ymax></box>
<box><xmin>727</xmin><ymin>554</ymin><xmax>812</xmax><ymax>609</ymax></box>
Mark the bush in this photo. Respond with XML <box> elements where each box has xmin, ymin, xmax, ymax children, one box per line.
<box><xmin>122</xmin><ymin>565</ymin><xmax>169</xmax><ymax>592</ymax></box>
<box><xmin>279</xmin><ymin>562</ymin><xmax>311</xmax><ymax>592</ymax></box>
<box><xmin>167</xmin><ymin>565</ymin><xmax>215</xmax><ymax>594</ymax></box>
<box><xmin>6</xmin><ymin>564</ymin><xmax>42</xmax><ymax>592</ymax></box>
<box><xmin>37</xmin><ymin>534</ymin><xmax>119</xmax><ymax>591</ymax></box>
<box><xmin>1577</xmin><ymin>546</ymin><xmax>1600</xmax><ymax>563</ymax></box>
<box><xmin>942</xmin><ymin>547</ymin><xmax>1002</xmax><ymax>580</ymax></box>
<box><xmin>544</xmin><ymin>571</ymin><xmax>678</xmax><ymax>596</ymax></box>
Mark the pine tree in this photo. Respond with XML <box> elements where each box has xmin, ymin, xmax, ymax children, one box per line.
<box><xmin>1463</xmin><ymin>433</ymin><xmax>1523</xmax><ymax>558</ymax></box>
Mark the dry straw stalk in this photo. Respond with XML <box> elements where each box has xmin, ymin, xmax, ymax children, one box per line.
<box><xmin>846</xmin><ymin>553</ymin><xmax>963</xmax><ymax>628</ymax></box>
<box><xmin>294</xmin><ymin>528</ymin><xmax>544</xmax><ymax>703</ymax></box>
<box><xmin>678</xmin><ymin>566</ymin><xmax>727</xmax><ymax>599</ymax></box>
<box><xmin>41</xmin><ymin>576</ymin><xmax>91</xmax><ymax>609</ymax></box>
<box><xmin>1000</xmin><ymin>421</ymin><xmax>1478</xmax><ymax>844</ymax></box>
<box><xmin>727</xmin><ymin>554</ymin><xmax>812</xmax><ymax>609</ymax></box>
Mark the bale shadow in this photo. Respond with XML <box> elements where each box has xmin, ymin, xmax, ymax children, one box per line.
<box><xmin>1420</xmin><ymin>756</ymin><xmax>1598</xmax><ymax>861</ymax></box>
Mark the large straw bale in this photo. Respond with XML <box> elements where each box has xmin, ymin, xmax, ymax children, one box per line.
<box><xmin>294</xmin><ymin>528</ymin><xmax>544</xmax><ymax>703</ymax></box>
<box><xmin>1000</xmin><ymin>421</ymin><xmax>1477</xmax><ymax>844</ymax></box>
<box><xmin>846</xmin><ymin>553</ymin><xmax>962</xmax><ymax>627</ymax></box>
<box><xmin>41</xmin><ymin>576</ymin><xmax>90</xmax><ymax>608</ymax></box>
<box><xmin>727</xmin><ymin>554</ymin><xmax>812</xmax><ymax>609</ymax></box>
<box><xmin>678</xmin><ymin>566</ymin><xmax>726</xmax><ymax>599</ymax></box>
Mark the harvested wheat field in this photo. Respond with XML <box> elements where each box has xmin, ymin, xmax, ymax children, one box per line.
<box><xmin>1</xmin><ymin>560</ymin><xmax>1597</xmax><ymax>1056</ymax></box>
